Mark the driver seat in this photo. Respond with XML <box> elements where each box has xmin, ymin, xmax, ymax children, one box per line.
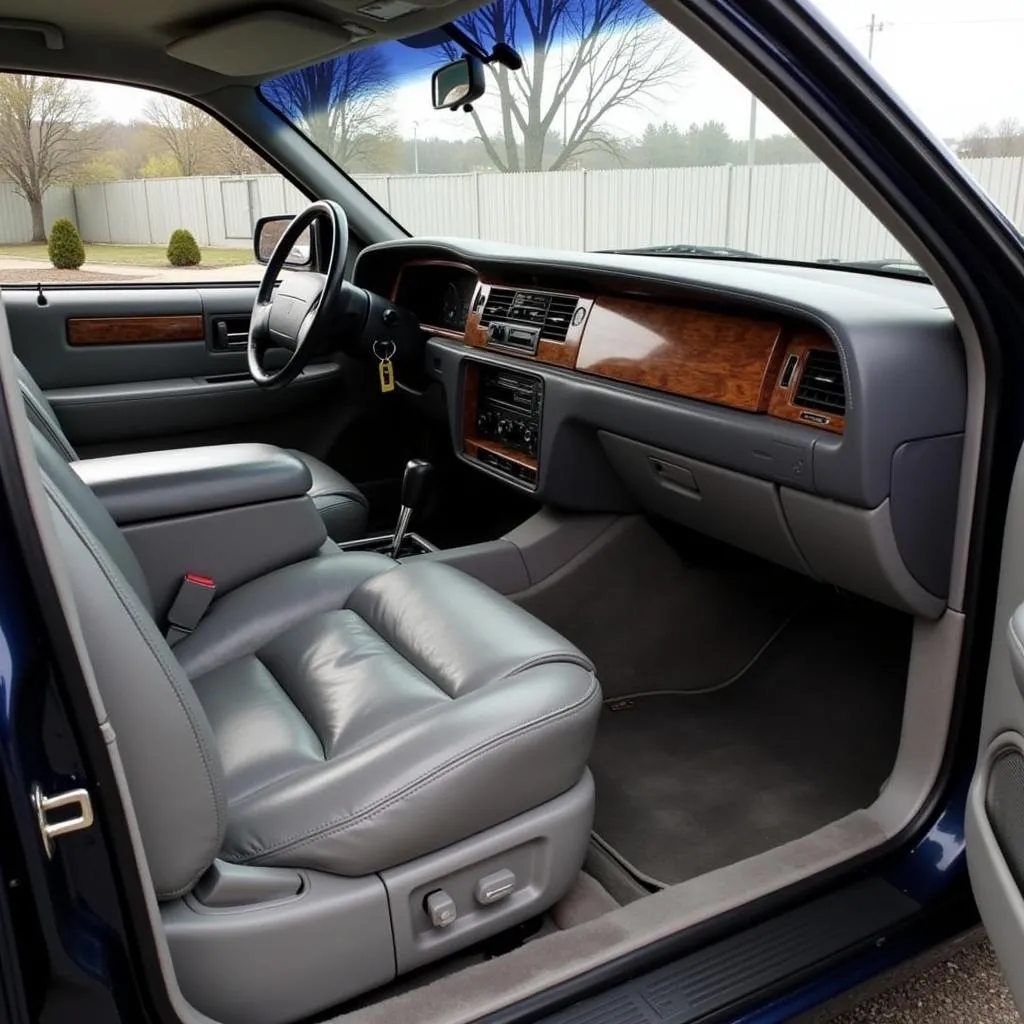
<box><xmin>14</xmin><ymin>355</ymin><xmax>369</xmax><ymax>542</ymax></box>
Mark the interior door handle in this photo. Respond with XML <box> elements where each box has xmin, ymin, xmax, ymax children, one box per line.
<box><xmin>213</xmin><ymin>318</ymin><xmax>250</xmax><ymax>350</ymax></box>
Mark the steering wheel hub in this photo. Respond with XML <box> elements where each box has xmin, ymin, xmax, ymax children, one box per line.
<box><xmin>248</xmin><ymin>199</ymin><xmax>350</xmax><ymax>388</ymax></box>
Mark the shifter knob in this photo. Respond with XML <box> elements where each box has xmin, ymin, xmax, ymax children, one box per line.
<box><xmin>391</xmin><ymin>459</ymin><xmax>432</xmax><ymax>558</ymax></box>
<box><xmin>401</xmin><ymin>459</ymin><xmax>432</xmax><ymax>511</ymax></box>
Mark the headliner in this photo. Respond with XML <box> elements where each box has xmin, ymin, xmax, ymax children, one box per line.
<box><xmin>0</xmin><ymin>0</ymin><xmax>486</xmax><ymax>99</ymax></box>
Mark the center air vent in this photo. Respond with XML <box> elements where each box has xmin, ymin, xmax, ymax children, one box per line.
<box><xmin>480</xmin><ymin>288</ymin><xmax>580</xmax><ymax>342</ymax></box>
<box><xmin>794</xmin><ymin>349</ymin><xmax>845</xmax><ymax>414</ymax></box>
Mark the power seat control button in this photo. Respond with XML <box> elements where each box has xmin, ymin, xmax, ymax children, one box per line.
<box><xmin>424</xmin><ymin>889</ymin><xmax>457</xmax><ymax>928</ymax></box>
<box><xmin>474</xmin><ymin>869</ymin><xmax>516</xmax><ymax>906</ymax></box>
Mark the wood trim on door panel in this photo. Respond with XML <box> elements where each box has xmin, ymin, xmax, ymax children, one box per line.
<box><xmin>768</xmin><ymin>331</ymin><xmax>846</xmax><ymax>434</ymax></box>
<box><xmin>67</xmin><ymin>315</ymin><xmax>206</xmax><ymax>346</ymax></box>
<box><xmin>574</xmin><ymin>297</ymin><xmax>784</xmax><ymax>412</ymax></box>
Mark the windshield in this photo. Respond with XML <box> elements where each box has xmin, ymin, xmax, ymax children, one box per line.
<box><xmin>261</xmin><ymin>0</ymin><xmax>915</xmax><ymax>271</ymax></box>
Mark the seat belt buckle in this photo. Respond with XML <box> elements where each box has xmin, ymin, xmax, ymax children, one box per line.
<box><xmin>166</xmin><ymin>573</ymin><xmax>216</xmax><ymax>646</ymax></box>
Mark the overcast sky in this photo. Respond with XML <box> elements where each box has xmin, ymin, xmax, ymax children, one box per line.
<box><xmin>85</xmin><ymin>0</ymin><xmax>1024</xmax><ymax>145</ymax></box>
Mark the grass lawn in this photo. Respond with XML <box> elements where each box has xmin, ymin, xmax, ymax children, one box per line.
<box><xmin>0</xmin><ymin>242</ymin><xmax>255</xmax><ymax>268</ymax></box>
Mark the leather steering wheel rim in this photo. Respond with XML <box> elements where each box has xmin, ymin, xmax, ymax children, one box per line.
<box><xmin>247</xmin><ymin>199</ymin><xmax>349</xmax><ymax>389</ymax></box>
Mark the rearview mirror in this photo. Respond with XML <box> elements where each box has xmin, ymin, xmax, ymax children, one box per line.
<box><xmin>432</xmin><ymin>56</ymin><xmax>485</xmax><ymax>110</ymax></box>
<box><xmin>254</xmin><ymin>214</ymin><xmax>313</xmax><ymax>268</ymax></box>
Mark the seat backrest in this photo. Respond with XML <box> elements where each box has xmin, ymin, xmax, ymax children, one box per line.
<box><xmin>34</xmin><ymin>431</ymin><xmax>225</xmax><ymax>899</ymax></box>
<box><xmin>16</xmin><ymin>356</ymin><xmax>77</xmax><ymax>461</ymax></box>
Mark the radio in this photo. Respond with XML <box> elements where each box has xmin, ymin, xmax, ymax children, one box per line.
<box><xmin>474</xmin><ymin>367</ymin><xmax>543</xmax><ymax>457</ymax></box>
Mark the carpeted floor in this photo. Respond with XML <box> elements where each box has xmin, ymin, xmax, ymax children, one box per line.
<box><xmin>514</xmin><ymin>517</ymin><xmax>808</xmax><ymax>700</ymax></box>
<box><xmin>588</xmin><ymin>600</ymin><xmax>911</xmax><ymax>886</ymax></box>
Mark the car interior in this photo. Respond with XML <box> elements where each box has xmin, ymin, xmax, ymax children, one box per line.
<box><xmin>0</xmin><ymin>1</ymin><xmax>985</xmax><ymax>1023</ymax></box>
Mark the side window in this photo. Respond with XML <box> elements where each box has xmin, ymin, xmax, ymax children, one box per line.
<box><xmin>0</xmin><ymin>75</ymin><xmax>302</xmax><ymax>285</ymax></box>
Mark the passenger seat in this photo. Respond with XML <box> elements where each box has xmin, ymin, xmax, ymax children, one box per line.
<box><xmin>28</xmin><ymin>423</ymin><xmax>601</xmax><ymax>1024</ymax></box>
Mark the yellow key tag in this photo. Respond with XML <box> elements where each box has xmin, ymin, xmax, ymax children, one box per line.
<box><xmin>373</xmin><ymin>340</ymin><xmax>397</xmax><ymax>394</ymax></box>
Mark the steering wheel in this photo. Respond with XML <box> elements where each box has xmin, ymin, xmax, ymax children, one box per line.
<box><xmin>248</xmin><ymin>199</ymin><xmax>349</xmax><ymax>388</ymax></box>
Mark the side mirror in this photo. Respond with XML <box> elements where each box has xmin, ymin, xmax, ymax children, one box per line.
<box><xmin>254</xmin><ymin>214</ymin><xmax>313</xmax><ymax>268</ymax></box>
<box><xmin>431</xmin><ymin>55</ymin><xmax>485</xmax><ymax>110</ymax></box>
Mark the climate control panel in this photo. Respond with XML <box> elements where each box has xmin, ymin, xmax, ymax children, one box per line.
<box><xmin>475</xmin><ymin>367</ymin><xmax>543</xmax><ymax>458</ymax></box>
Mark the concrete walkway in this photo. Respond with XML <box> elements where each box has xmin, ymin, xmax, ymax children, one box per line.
<box><xmin>0</xmin><ymin>256</ymin><xmax>262</xmax><ymax>285</ymax></box>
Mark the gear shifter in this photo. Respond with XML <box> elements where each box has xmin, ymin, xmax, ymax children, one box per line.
<box><xmin>390</xmin><ymin>459</ymin><xmax>432</xmax><ymax>558</ymax></box>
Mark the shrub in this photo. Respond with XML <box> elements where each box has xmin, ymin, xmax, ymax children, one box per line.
<box><xmin>48</xmin><ymin>218</ymin><xmax>85</xmax><ymax>270</ymax></box>
<box><xmin>167</xmin><ymin>228</ymin><xmax>201</xmax><ymax>267</ymax></box>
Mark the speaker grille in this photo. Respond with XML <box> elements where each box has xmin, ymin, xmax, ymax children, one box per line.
<box><xmin>986</xmin><ymin>748</ymin><xmax>1024</xmax><ymax>891</ymax></box>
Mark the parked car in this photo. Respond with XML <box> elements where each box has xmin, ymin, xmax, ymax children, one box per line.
<box><xmin>3</xmin><ymin>1</ymin><xmax>1024</xmax><ymax>1024</ymax></box>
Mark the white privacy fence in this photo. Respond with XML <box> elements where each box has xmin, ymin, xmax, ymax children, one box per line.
<box><xmin>0</xmin><ymin>185</ymin><xmax>76</xmax><ymax>244</ymax></box>
<box><xmin>4</xmin><ymin>155</ymin><xmax>1024</xmax><ymax>258</ymax></box>
<box><xmin>73</xmin><ymin>175</ymin><xmax>311</xmax><ymax>249</ymax></box>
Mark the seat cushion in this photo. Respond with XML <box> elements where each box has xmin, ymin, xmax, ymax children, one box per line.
<box><xmin>286</xmin><ymin>450</ymin><xmax>368</xmax><ymax>542</ymax></box>
<box><xmin>173</xmin><ymin>554</ymin><xmax>601</xmax><ymax>877</ymax></box>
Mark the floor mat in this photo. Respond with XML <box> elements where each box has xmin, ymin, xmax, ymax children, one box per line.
<box><xmin>514</xmin><ymin>517</ymin><xmax>809</xmax><ymax>699</ymax></box>
<box><xmin>589</xmin><ymin>602</ymin><xmax>910</xmax><ymax>886</ymax></box>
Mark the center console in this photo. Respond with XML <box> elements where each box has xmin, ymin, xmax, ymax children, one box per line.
<box><xmin>462</xmin><ymin>362</ymin><xmax>543</xmax><ymax>488</ymax></box>
<box><xmin>73</xmin><ymin>444</ymin><xmax>327</xmax><ymax>617</ymax></box>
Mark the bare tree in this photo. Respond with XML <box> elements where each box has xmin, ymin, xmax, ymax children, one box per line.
<box><xmin>261</xmin><ymin>51</ymin><xmax>394</xmax><ymax>166</ymax></box>
<box><xmin>957</xmin><ymin>118</ymin><xmax>1024</xmax><ymax>159</ymax></box>
<box><xmin>0</xmin><ymin>74</ymin><xmax>97</xmax><ymax>241</ymax></box>
<box><xmin>208</xmin><ymin>122</ymin><xmax>273</xmax><ymax>175</ymax></box>
<box><xmin>451</xmin><ymin>0</ymin><xmax>690</xmax><ymax>171</ymax></box>
<box><xmin>142</xmin><ymin>96</ymin><xmax>215</xmax><ymax>175</ymax></box>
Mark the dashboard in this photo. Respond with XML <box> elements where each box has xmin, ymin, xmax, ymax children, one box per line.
<box><xmin>356</xmin><ymin>238</ymin><xmax>967</xmax><ymax>620</ymax></box>
<box><xmin>393</xmin><ymin>262</ymin><xmax>478</xmax><ymax>335</ymax></box>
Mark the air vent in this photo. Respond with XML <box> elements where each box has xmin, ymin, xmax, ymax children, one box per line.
<box><xmin>794</xmin><ymin>349</ymin><xmax>845</xmax><ymax>414</ymax></box>
<box><xmin>480</xmin><ymin>288</ymin><xmax>580</xmax><ymax>342</ymax></box>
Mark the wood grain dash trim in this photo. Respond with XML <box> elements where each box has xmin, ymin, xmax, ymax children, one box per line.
<box><xmin>464</xmin><ymin>436</ymin><xmax>538</xmax><ymax>471</ymax></box>
<box><xmin>575</xmin><ymin>297</ymin><xmax>783</xmax><ymax>412</ymax></box>
<box><xmin>67</xmin><ymin>315</ymin><xmax>206</xmax><ymax>346</ymax></box>
<box><xmin>768</xmin><ymin>331</ymin><xmax>846</xmax><ymax>434</ymax></box>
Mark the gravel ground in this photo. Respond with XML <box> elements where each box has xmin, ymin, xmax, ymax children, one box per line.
<box><xmin>798</xmin><ymin>932</ymin><xmax>1021</xmax><ymax>1023</ymax></box>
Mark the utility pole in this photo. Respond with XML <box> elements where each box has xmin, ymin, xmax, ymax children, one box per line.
<box><xmin>867</xmin><ymin>13</ymin><xmax>885</xmax><ymax>60</ymax></box>
<box><xmin>746</xmin><ymin>94</ymin><xmax>757</xmax><ymax>166</ymax></box>
<box><xmin>412</xmin><ymin>121</ymin><xmax>420</xmax><ymax>174</ymax></box>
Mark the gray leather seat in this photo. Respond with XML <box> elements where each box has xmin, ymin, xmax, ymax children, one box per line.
<box><xmin>175</xmin><ymin>554</ymin><xmax>600</xmax><ymax>877</ymax></box>
<box><xmin>16</xmin><ymin>356</ymin><xmax>369</xmax><ymax>542</ymax></box>
<box><xmin>33</xmin><ymin>429</ymin><xmax>601</xmax><ymax>897</ymax></box>
<box><xmin>285</xmin><ymin>446</ymin><xmax>368</xmax><ymax>542</ymax></box>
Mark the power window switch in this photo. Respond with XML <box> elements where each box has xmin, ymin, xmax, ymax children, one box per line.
<box><xmin>475</xmin><ymin>869</ymin><xmax>516</xmax><ymax>906</ymax></box>
<box><xmin>424</xmin><ymin>889</ymin><xmax>457</xmax><ymax>928</ymax></box>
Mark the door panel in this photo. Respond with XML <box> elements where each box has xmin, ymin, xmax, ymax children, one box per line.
<box><xmin>967</xmin><ymin>445</ymin><xmax>1024</xmax><ymax>1008</ymax></box>
<box><xmin>9</xmin><ymin>286</ymin><xmax>249</xmax><ymax>388</ymax></box>
<box><xmin>5</xmin><ymin>285</ymin><xmax>345</xmax><ymax>457</ymax></box>
<box><xmin>45</xmin><ymin>363</ymin><xmax>340</xmax><ymax>446</ymax></box>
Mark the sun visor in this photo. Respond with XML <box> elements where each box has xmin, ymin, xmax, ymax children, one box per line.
<box><xmin>167</xmin><ymin>12</ymin><xmax>356</xmax><ymax>76</ymax></box>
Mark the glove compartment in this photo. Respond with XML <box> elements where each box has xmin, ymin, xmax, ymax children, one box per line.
<box><xmin>597</xmin><ymin>431</ymin><xmax>813</xmax><ymax>576</ymax></box>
